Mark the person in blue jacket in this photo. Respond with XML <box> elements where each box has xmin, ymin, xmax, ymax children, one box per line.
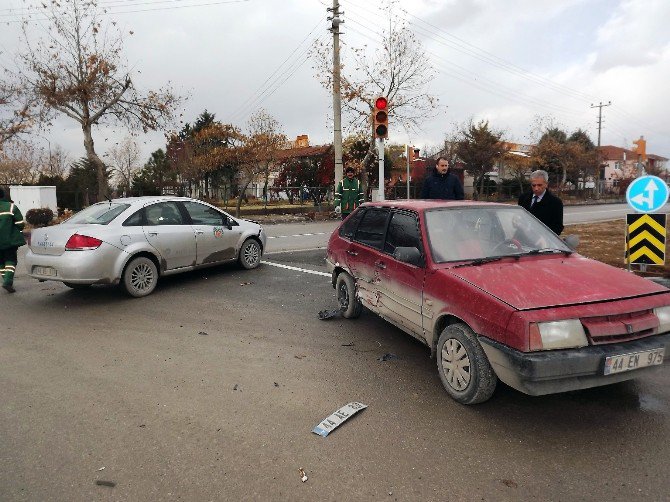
<box><xmin>421</xmin><ymin>157</ymin><xmax>464</xmax><ymax>200</ymax></box>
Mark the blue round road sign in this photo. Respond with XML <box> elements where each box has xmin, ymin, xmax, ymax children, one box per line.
<box><xmin>626</xmin><ymin>175</ymin><xmax>669</xmax><ymax>213</ymax></box>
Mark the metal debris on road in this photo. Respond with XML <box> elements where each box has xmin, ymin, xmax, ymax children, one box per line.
<box><xmin>341</xmin><ymin>342</ymin><xmax>354</xmax><ymax>347</ymax></box>
<box><xmin>312</xmin><ymin>401</ymin><xmax>368</xmax><ymax>437</ymax></box>
<box><xmin>318</xmin><ymin>308</ymin><xmax>341</xmax><ymax>320</ymax></box>
<box><xmin>377</xmin><ymin>353</ymin><xmax>399</xmax><ymax>362</ymax></box>
<box><xmin>240</xmin><ymin>281</ymin><xmax>254</xmax><ymax>286</ymax></box>
<box><xmin>97</xmin><ymin>467</ymin><xmax>105</xmax><ymax>471</ymax></box>
<box><xmin>299</xmin><ymin>468</ymin><xmax>308</xmax><ymax>483</ymax></box>
<box><xmin>95</xmin><ymin>480</ymin><xmax>116</xmax><ymax>487</ymax></box>
<box><xmin>198</xmin><ymin>331</ymin><xmax>209</xmax><ymax>336</ymax></box>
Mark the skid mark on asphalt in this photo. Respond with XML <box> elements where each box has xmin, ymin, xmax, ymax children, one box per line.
<box><xmin>261</xmin><ymin>260</ymin><xmax>331</xmax><ymax>277</ymax></box>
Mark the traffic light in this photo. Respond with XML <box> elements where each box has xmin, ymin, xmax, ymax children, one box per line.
<box><xmin>373</xmin><ymin>96</ymin><xmax>388</xmax><ymax>139</ymax></box>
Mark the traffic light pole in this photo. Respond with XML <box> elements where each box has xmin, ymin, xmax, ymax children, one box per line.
<box><xmin>406</xmin><ymin>144</ymin><xmax>410</xmax><ymax>199</ymax></box>
<box><xmin>377</xmin><ymin>138</ymin><xmax>385</xmax><ymax>201</ymax></box>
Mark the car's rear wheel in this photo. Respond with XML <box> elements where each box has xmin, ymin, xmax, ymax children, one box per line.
<box><xmin>336</xmin><ymin>272</ymin><xmax>362</xmax><ymax>319</ymax></box>
<box><xmin>63</xmin><ymin>282</ymin><xmax>91</xmax><ymax>290</ymax></box>
<box><xmin>238</xmin><ymin>238</ymin><xmax>261</xmax><ymax>269</ymax></box>
<box><xmin>122</xmin><ymin>257</ymin><xmax>158</xmax><ymax>298</ymax></box>
<box><xmin>436</xmin><ymin>323</ymin><xmax>497</xmax><ymax>404</ymax></box>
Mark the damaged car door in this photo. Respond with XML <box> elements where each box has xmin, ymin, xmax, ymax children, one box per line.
<box><xmin>181</xmin><ymin>201</ymin><xmax>241</xmax><ymax>265</ymax></box>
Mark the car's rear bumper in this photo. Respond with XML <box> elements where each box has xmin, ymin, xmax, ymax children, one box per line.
<box><xmin>25</xmin><ymin>245</ymin><xmax>124</xmax><ymax>285</ymax></box>
<box><xmin>479</xmin><ymin>333</ymin><xmax>670</xmax><ymax>396</ymax></box>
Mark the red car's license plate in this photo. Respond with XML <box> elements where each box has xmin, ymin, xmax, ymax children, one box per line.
<box><xmin>604</xmin><ymin>348</ymin><xmax>664</xmax><ymax>375</ymax></box>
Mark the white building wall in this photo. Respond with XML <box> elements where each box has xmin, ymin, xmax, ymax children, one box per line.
<box><xmin>9</xmin><ymin>186</ymin><xmax>58</xmax><ymax>214</ymax></box>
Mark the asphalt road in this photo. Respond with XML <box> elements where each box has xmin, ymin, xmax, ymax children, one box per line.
<box><xmin>2</xmin><ymin>243</ymin><xmax>670</xmax><ymax>501</ymax></box>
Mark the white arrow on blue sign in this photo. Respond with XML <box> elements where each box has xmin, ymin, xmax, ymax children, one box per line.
<box><xmin>626</xmin><ymin>175</ymin><xmax>669</xmax><ymax>213</ymax></box>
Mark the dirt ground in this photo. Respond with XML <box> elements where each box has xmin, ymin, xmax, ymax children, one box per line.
<box><xmin>568</xmin><ymin>220</ymin><xmax>670</xmax><ymax>277</ymax></box>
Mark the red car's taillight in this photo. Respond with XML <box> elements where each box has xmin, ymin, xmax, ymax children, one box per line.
<box><xmin>65</xmin><ymin>234</ymin><xmax>103</xmax><ymax>250</ymax></box>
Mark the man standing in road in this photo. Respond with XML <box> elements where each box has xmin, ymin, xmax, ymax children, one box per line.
<box><xmin>518</xmin><ymin>169</ymin><xmax>564</xmax><ymax>235</ymax></box>
<box><xmin>334</xmin><ymin>166</ymin><xmax>364</xmax><ymax>219</ymax></box>
<box><xmin>0</xmin><ymin>188</ymin><xmax>26</xmax><ymax>293</ymax></box>
<box><xmin>421</xmin><ymin>157</ymin><xmax>465</xmax><ymax>200</ymax></box>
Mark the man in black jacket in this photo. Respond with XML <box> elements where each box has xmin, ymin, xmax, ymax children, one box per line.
<box><xmin>518</xmin><ymin>170</ymin><xmax>563</xmax><ymax>235</ymax></box>
<box><xmin>421</xmin><ymin>157</ymin><xmax>464</xmax><ymax>200</ymax></box>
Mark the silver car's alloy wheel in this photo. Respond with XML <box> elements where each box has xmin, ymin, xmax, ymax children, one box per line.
<box><xmin>122</xmin><ymin>257</ymin><xmax>158</xmax><ymax>297</ymax></box>
<box><xmin>441</xmin><ymin>338</ymin><xmax>471</xmax><ymax>391</ymax></box>
<box><xmin>239</xmin><ymin>239</ymin><xmax>261</xmax><ymax>269</ymax></box>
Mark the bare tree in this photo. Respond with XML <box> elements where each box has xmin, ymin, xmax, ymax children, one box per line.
<box><xmin>312</xmin><ymin>11</ymin><xmax>437</xmax><ymax>191</ymax></box>
<box><xmin>0</xmin><ymin>81</ymin><xmax>34</xmax><ymax>146</ymax></box>
<box><xmin>107</xmin><ymin>136</ymin><xmax>140</xmax><ymax>195</ymax></box>
<box><xmin>39</xmin><ymin>144</ymin><xmax>70</xmax><ymax>179</ymax></box>
<box><xmin>14</xmin><ymin>0</ymin><xmax>181</xmax><ymax>201</ymax></box>
<box><xmin>0</xmin><ymin>139</ymin><xmax>40</xmax><ymax>184</ymax></box>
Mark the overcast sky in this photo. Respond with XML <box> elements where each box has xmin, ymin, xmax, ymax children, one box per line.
<box><xmin>1</xmin><ymin>0</ymin><xmax>669</xmax><ymax>165</ymax></box>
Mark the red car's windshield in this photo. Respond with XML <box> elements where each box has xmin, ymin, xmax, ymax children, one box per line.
<box><xmin>425</xmin><ymin>206</ymin><xmax>570</xmax><ymax>263</ymax></box>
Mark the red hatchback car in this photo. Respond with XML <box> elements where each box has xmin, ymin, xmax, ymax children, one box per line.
<box><xmin>326</xmin><ymin>200</ymin><xmax>670</xmax><ymax>404</ymax></box>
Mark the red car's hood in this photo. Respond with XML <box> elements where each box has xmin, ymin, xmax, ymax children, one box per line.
<box><xmin>446</xmin><ymin>254</ymin><xmax>668</xmax><ymax>310</ymax></box>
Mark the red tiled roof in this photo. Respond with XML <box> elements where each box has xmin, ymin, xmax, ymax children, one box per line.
<box><xmin>648</xmin><ymin>153</ymin><xmax>669</xmax><ymax>161</ymax></box>
<box><xmin>275</xmin><ymin>144</ymin><xmax>332</xmax><ymax>160</ymax></box>
<box><xmin>598</xmin><ymin>145</ymin><xmax>638</xmax><ymax>161</ymax></box>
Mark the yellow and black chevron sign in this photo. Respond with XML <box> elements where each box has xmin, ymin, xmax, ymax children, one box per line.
<box><xmin>626</xmin><ymin>213</ymin><xmax>667</xmax><ymax>265</ymax></box>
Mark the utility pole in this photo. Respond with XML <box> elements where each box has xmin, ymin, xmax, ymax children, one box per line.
<box><xmin>329</xmin><ymin>1</ymin><xmax>344</xmax><ymax>189</ymax></box>
<box><xmin>591</xmin><ymin>100</ymin><xmax>611</xmax><ymax>197</ymax></box>
<box><xmin>590</xmin><ymin>101</ymin><xmax>611</xmax><ymax>149</ymax></box>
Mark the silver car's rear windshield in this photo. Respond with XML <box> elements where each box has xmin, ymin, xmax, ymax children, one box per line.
<box><xmin>425</xmin><ymin>206</ymin><xmax>570</xmax><ymax>263</ymax></box>
<box><xmin>67</xmin><ymin>203</ymin><xmax>131</xmax><ymax>225</ymax></box>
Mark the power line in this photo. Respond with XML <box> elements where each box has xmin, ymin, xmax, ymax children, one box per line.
<box><xmin>0</xmin><ymin>0</ymin><xmax>250</xmax><ymax>22</ymax></box>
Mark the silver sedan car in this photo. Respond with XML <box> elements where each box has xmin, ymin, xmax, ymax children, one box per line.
<box><xmin>24</xmin><ymin>196</ymin><xmax>267</xmax><ymax>297</ymax></box>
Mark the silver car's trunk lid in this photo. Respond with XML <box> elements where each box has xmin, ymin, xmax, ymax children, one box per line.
<box><xmin>29</xmin><ymin>224</ymin><xmax>82</xmax><ymax>256</ymax></box>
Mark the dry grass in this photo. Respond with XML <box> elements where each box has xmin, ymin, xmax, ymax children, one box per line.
<box><xmin>568</xmin><ymin>220</ymin><xmax>670</xmax><ymax>276</ymax></box>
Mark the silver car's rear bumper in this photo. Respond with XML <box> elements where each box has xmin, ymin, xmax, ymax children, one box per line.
<box><xmin>25</xmin><ymin>244</ymin><xmax>128</xmax><ymax>285</ymax></box>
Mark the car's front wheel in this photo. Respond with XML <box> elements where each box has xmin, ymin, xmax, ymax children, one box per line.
<box><xmin>436</xmin><ymin>323</ymin><xmax>497</xmax><ymax>404</ymax></box>
<box><xmin>122</xmin><ymin>256</ymin><xmax>158</xmax><ymax>298</ymax></box>
<box><xmin>336</xmin><ymin>272</ymin><xmax>362</xmax><ymax>319</ymax></box>
<box><xmin>238</xmin><ymin>238</ymin><xmax>261</xmax><ymax>269</ymax></box>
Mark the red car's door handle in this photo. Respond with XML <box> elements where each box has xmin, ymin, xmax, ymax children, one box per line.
<box><xmin>346</xmin><ymin>250</ymin><xmax>358</xmax><ymax>256</ymax></box>
<box><xmin>375</xmin><ymin>261</ymin><xmax>386</xmax><ymax>269</ymax></box>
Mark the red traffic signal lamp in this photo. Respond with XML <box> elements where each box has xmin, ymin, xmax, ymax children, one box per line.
<box><xmin>373</xmin><ymin>96</ymin><xmax>388</xmax><ymax>139</ymax></box>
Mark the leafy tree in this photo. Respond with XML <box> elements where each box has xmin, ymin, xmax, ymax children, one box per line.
<box><xmin>65</xmin><ymin>157</ymin><xmax>106</xmax><ymax>207</ymax></box>
<box><xmin>237</xmin><ymin>110</ymin><xmax>287</xmax><ymax>215</ymax></box>
<box><xmin>456</xmin><ymin>120</ymin><xmax>507</xmax><ymax>199</ymax></box>
<box><xmin>132</xmin><ymin>149</ymin><xmax>172</xmax><ymax>196</ymax></box>
<box><xmin>14</xmin><ymin>0</ymin><xmax>181</xmax><ymax>201</ymax></box>
<box><xmin>274</xmin><ymin>149</ymin><xmax>335</xmax><ymax>205</ymax></box>
<box><xmin>532</xmin><ymin>126</ymin><xmax>598</xmax><ymax>187</ymax></box>
<box><xmin>191</xmin><ymin>121</ymin><xmax>244</xmax><ymax>200</ymax></box>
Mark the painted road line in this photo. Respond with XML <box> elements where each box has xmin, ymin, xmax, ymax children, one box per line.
<box><xmin>267</xmin><ymin>232</ymin><xmax>329</xmax><ymax>239</ymax></box>
<box><xmin>261</xmin><ymin>260</ymin><xmax>331</xmax><ymax>277</ymax></box>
